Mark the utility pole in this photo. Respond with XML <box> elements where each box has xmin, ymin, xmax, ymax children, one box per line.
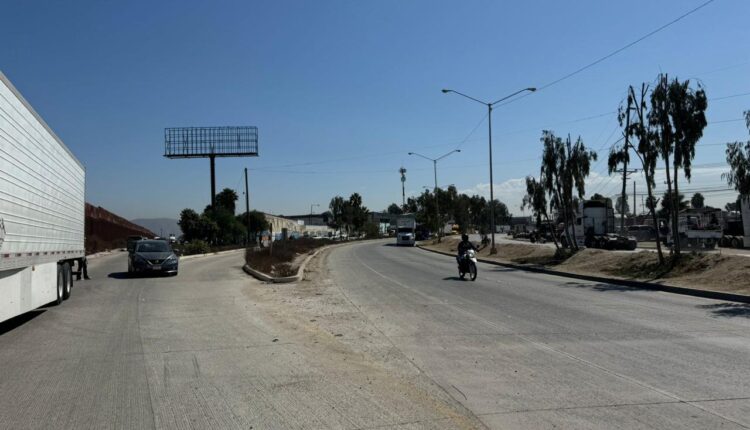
<box><xmin>244</xmin><ymin>168</ymin><xmax>250</xmax><ymax>245</ymax></box>
<box><xmin>619</xmin><ymin>99</ymin><xmax>632</xmax><ymax>234</ymax></box>
<box><xmin>399</xmin><ymin>167</ymin><xmax>407</xmax><ymax>209</ymax></box>
<box><xmin>615</xmin><ymin>169</ymin><xmax>638</xmax><ymax>230</ymax></box>
<box><xmin>633</xmin><ymin>181</ymin><xmax>638</xmax><ymax>222</ymax></box>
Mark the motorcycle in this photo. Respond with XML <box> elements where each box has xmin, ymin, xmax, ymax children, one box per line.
<box><xmin>458</xmin><ymin>249</ymin><xmax>478</xmax><ymax>281</ymax></box>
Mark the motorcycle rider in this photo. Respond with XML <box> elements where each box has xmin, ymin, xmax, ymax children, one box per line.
<box><xmin>456</xmin><ymin>234</ymin><xmax>477</xmax><ymax>266</ymax></box>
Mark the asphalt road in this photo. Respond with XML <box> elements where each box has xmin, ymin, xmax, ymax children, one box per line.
<box><xmin>327</xmin><ymin>240</ymin><xmax>750</xmax><ymax>429</ymax></box>
<box><xmin>1</xmin><ymin>243</ymin><xmax>749</xmax><ymax>429</ymax></box>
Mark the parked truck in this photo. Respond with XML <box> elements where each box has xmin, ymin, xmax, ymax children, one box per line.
<box><xmin>657</xmin><ymin>208</ymin><xmax>722</xmax><ymax>250</ymax></box>
<box><xmin>0</xmin><ymin>71</ymin><xmax>85</xmax><ymax>323</ymax></box>
<box><xmin>562</xmin><ymin>199</ymin><xmax>637</xmax><ymax>250</ymax></box>
<box><xmin>395</xmin><ymin>215</ymin><xmax>416</xmax><ymax>246</ymax></box>
<box><xmin>720</xmin><ymin>198</ymin><xmax>750</xmax><ymax>249</ymax></box>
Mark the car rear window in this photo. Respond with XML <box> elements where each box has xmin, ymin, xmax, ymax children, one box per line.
<box><xmin>136</xmin><ymin>241</ymin><xmax>171</xmax><ymax>253</ymax></box>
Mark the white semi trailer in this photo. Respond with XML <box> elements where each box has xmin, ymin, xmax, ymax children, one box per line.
<box><xmin>0</xmin><ymin>71</ymin><xmax>85</xmax><ymax>323</ymax></box>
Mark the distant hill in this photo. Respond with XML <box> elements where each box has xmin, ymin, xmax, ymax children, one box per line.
<box><xmin>131</xmin><ymin>218</ymin><xmax>181</xmax><ymax>238</ymax></box>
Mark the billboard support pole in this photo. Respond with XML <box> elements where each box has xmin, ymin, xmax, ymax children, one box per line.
<box><xmin>245</xmin><ymin>167</ymin><xmax>250</xmax><ymax>245</ymax></box>
<box><xmin>210</xmin><ymin>155</ymin><xmax>216</xmax><ymax>209</ymax></box>
<box><xmin>164</xmin><ymin>126</ymin><xmax>259</xmax><ymax>210</ymax></box>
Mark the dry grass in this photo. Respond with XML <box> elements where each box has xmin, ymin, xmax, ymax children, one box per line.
<box><xmin>424</xmin><ymin>237</ymin><xmax>561</xmax><ymax>265</ymax></box>
<box><xmin>246</xmin><ymin>238</ymin><xmax>333</xmax><ymax>277</ymax></box>
<box><xmin>423</xmin><ymin>237</ymin><xmax>750</xmax><ymax>296</ymax></box>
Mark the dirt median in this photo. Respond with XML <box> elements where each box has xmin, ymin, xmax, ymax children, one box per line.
<box><xmin>424</xmin><ymin>237</ymin><xmax>750</xmax><ymax>297</ymax></box>
<box><xmin>239</xmin><ymin>243</ymin><xmax>486</xmax><ymax>429</ymax></box>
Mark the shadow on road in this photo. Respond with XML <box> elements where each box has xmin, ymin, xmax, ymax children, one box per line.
<box><xmin>698</xmin><ymin>303</ymin><xmax>750</xmax><ymax>318</ymax></box>
<box><xmin>442</xmin><ymin>276</ymin><xmax>467</xmax><ymax>281</ymax></box>
<box><xmin>108</xmin><ymin>272</ymin><xmax>175</xmax><ymax>279</ymax></box>
<box><xmin>488</xmin><ymin>267</ymin><xmax>518</xmax><ymax>273</ymax></box>
<box><xmin>560</xmin><ymin>281</ymin><xmax>650</xmax><ymax>293</ymax></box>
<box><xmin>0</xmin><ymin>310</ymin><xmax>45</xmax><ymax>336</ymax></box>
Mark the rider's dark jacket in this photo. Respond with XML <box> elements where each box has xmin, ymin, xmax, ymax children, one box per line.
<box><xmin>457</xmin><ymin>240</ymin><xmax>476</xmax><ymax>255</ymax></box>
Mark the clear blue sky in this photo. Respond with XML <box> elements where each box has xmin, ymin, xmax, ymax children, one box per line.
<box><xmin>2</xmin><ymin>0</ymin><xmax>748</xmax><ymax>219</ymax></box>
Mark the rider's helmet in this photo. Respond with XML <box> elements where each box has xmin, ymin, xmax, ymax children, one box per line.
<box><xmin>461</xmin><ymin>234</ymin><xmax>469</xmax><ymax>242</ymax></box>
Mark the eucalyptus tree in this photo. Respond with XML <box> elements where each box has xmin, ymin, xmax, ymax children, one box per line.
<box><xmin>522</xmin><ymin>175</ymin><xmax>559</xmax><ymax>249</ymax></box>
<box><xmin>566</xmin><ymin>134</ymin><xmax>598</xmax><ymax>246</ymax></box>
<box><xmin>723</xmin><ymin>111</ymin><xmax>750</xmax><ymax>199</ymax></box>
<box><xmin>627</xmin><ymin>83</ymin><xmax>664</xmax><ymax>264</ymax></box>
<box><xmin>649</xmin><ymin>74</ymin><xmax>708</xmax><ymax>258</ymax></box>
<box><xmin>615</xmin><ymin>195</ymin><xmax>630</xmax><ymax>215</ymax></box>
<box><xmin>541</xmin><ymin>131</ymin><xmax>573</xmax><ymax>248</ymax></box>
<box><xmin>540</xmin><ymin>131</ymin><xmax>597</xmax><ymax>250</ymax></box>
<box><xmin>328</xmin><ymin>196</ymin><xmax>346</xmax><ymax>234</ymax></box>
<box><xmin>609</xmin><ymin>90</ymin><xmax>633</xmax><ymax>232</ymax></box>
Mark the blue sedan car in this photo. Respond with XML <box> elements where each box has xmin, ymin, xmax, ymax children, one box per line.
<box><xmin>128</xmin><ymin>240</ymin><xmax>178</xmax><ymax>276</ymax></box>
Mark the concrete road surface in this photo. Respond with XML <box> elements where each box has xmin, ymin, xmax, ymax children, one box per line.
<box><xmin>324</xmin><ymin>240</ymin><xmax>750</xmax><ymax>429</ymax></box>
<box><xmin>1</xmin><ymin>242</ymin><xmax>749</xmax><ymax>429</ymax></box>
<box><xmin>0</xmin><ymin>250</ymin><xmax>480</xmax><ymax>429</ymax></box>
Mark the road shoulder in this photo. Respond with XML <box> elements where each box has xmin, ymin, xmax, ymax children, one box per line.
<box><xmin>238</xmin><ymin>241</ymin><xmax>488</xmax><ymax>429</ymax></box>
<box><xmin>419</xmin><ymin>240</ymin><xmax>750</xmax><ymax>304</ymax></box>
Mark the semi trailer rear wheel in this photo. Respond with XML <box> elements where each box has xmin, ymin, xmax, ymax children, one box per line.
<box><xmin>55</xmin><ymin>264</ymin><xmax>64</xmax><ymax>305</ymax></box>
<box><xmin>62</xmin><ymin>262</ymin><xmax>72</xmax><ymax>300</ymax></box>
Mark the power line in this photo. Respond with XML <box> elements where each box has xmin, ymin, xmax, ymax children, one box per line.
<box><xmin>709</xmin><ymin>91</ymin><xmax>750</xmax><ymax>101</ymax></box>
<box><xmin>536</xmin><ymin>0</ymin><xmax>718</xmax><ymax>92</ymax></box>
<box><xmin>709</xmin><ymin>118</ymin><xmax>746</xmax><ymax>124</ymax></box>
<box><xmin>455</xmin><ymin>112</ymin><xmax>488</xmax><ymax>149</ymax></box>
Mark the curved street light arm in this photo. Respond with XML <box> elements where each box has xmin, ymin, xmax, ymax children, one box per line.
<box><xmin>408</xmin><ymin>152</ymin><xmax>435</xmax><ymax>162</ymax></box>
<box><xmin>435</xmin><ymin>149</ymin><xmax>461</xmax><ymax>161</ymax></box>
<box><xmin>490</xmin><ymin>87</ymin><xmax>537</xmax><ymax>106</ymax></box>
<box><xmin>442</xmin><ymin>89</ymin><xmax>488</xmax><ymax>106</ymax></box>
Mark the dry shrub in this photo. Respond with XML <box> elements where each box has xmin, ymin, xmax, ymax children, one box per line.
<box><xmin>246</xmin><ymin>238</ymin><xmax>333</xmax><ymax>276</ymax></box>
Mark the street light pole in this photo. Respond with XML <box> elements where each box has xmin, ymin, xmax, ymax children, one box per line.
<box><xmin>433</xmin><ymin>159</ymin><xmax>439</xmax><ymax>241</ymax></box>
<box><xmin>409</xmin><ymin>149</ymin><xmax>461</xmax><ymax>243</ymax></box>
<box><xmin>442</xmin><ymin>87</ymin><xmax>536</xmax><ymax>254</ymax></box>
<box><xmin>309</xmin><ymin>203</ymin><xmax>320</xmax><ymax>234</ymax></box>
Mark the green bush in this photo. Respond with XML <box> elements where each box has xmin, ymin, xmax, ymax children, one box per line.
<box><xmin>182</xmin><ymin>240</ymin><xmax>210</xmax><ymax>255</ymax></box>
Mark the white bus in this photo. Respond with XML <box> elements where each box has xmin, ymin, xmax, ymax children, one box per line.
<box><xmin>0</xmin><ymin>70</ymin><xmax>85</xmax><ymax>323</ymax></box>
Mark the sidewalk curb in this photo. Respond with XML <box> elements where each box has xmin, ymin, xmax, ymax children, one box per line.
<box><xmin>242</xmin><ymin>241</ymin><xmax>360</xmax><ymax>284</ymax></box>
<box><xmin>417</xmin><ymin>245</ymin><xmax>750</xmax><ymax>304</ymax></box>
<box><xmin>180</xmin><ymin>248</ymin><xmax>245</xmax><ymax>261</ymax></box>
<box><xmin>242</xmin><ymin>245</ymin><xmax>327</xmax><ymax>284</ymax></box>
